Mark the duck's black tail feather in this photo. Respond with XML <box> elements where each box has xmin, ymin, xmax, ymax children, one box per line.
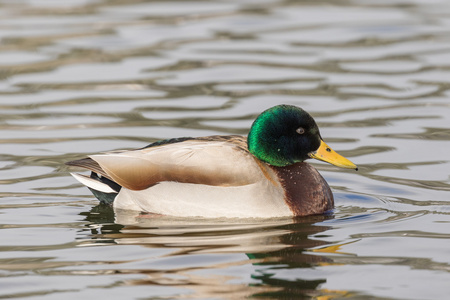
<box><xmin>87</xmin><ymin>172</ymin><xmax>121</xmax><ymax>205</ymax></box>
<box><xmin>67</xmin><ymin>157</ymin><xmax>122</xmax><ymax>205</ymax></box>
<box><xmin>69</xmin><ymin>171</ymin><xmax>121</xmax><ymax>205</ymax></box>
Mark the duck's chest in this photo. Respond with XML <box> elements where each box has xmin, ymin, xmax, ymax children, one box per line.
<box><xmin>270</xmin><ymin>163</ymin><xmax>334</xmax><ymax>216</ymax></box>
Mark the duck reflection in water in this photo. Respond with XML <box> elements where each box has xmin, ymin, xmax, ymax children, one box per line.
<box><xmin>81</xmin><ymin>205</ymin><xmax>346</xmax><ymax>298</ymax></box>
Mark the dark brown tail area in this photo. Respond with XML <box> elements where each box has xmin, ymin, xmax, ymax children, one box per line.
<box><xmin>66</xmin><ymin>158</ymin><xmax>120</xmax><ymax>204</ymax></box>
<box><xmin>66</xmin><ymin>158</ymin><xmax>111</xmax><ymax>179</ymax></box>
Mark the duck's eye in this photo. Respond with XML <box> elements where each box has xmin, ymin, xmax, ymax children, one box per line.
<box><xmin>296</xmin><ymin>127</ymin><xmax>305</xmax><ymax>134</ymax></box>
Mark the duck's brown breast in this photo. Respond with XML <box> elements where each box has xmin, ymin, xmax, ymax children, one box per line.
<box><xmin>270</xmin><ymin>162</ymin><xmax>334</xmax><ymax>216</ymax></box>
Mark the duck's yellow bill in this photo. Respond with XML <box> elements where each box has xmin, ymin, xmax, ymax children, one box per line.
<box><xmin>309</xmin><ymin>140</ymin><xmax>358</xmax><ymax>170</ymax></box>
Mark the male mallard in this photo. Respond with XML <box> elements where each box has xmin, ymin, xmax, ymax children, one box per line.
<box><xmin>67</xmin><ymin>105</ymin><xmax>357</xmax><ymax>218</ymax></box>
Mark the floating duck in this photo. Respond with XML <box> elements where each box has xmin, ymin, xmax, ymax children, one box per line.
<box><xmin>67</xmin><ymin>105</ymin><xmax>357</xmax><ymax>218</ymax></box>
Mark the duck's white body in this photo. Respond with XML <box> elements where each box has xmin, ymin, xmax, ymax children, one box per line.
<box><xmin>70</xmin><ymin>137</ymin><xmax>297</xmax><ymax>218</ymax></box>
<box><xmin>113</xmin><ymin>181</ymin><xmax>291</xmax><ymax>218</ymax></box>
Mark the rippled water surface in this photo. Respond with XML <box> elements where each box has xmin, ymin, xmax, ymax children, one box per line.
<box><xmin>1</xmin><ymin>0</ymin><xmax>450</xmax><ymax>299</ymax></box>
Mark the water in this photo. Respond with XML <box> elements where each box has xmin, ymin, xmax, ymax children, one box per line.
<box><xmin>1</xmin><ymin>0</ymin><xmax>449</xmax><ymax>299</ymax></box>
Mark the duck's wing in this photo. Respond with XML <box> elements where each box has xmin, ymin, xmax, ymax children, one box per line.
<box><xmin>66</xmin><ymin>157</ymin><xmax>109</xmax><ymax>178</ymax></box>
<box><xmin>68</xmin><ymin>136</ymin><xmax>266</xmax><ymax>191</ymax></box>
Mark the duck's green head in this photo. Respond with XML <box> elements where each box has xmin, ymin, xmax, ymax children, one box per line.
<box><xmin>248</xmin><ymin>105</ymin><xmax>357</xmax><ymax>169</ymax></box>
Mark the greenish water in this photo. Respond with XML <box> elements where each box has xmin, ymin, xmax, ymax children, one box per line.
<box><xmin>0</xmin><ymin>0</ymin><xmax>449</xmax><ymax>299</ymax></box>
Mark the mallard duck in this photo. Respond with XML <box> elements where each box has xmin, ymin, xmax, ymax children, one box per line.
<box><xmin>67</xmin><ymin>105</ymin><xmax>357</xmax><ymax>218</ymax></box>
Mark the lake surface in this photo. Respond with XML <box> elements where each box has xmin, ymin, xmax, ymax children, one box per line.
<box><xmin>1</xmin><ymin>0</ymin><xmax>449</xmax><ymax>299</ymax></box>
